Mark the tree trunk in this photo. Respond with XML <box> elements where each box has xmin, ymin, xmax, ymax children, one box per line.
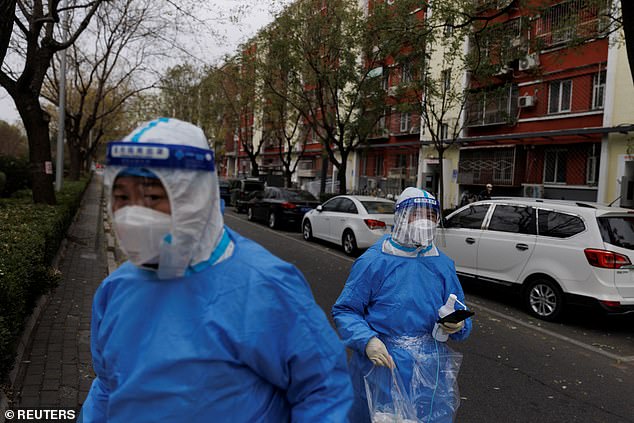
<box><xmin>250</xmin><ymin>159</ymin><xmax>259</xmax><ymax>177</ymax></box>
<box><xmin>15</xmin><ymin>93</ymin><xmax>56</xmax><ymax>204</ymax></box>
<box><xmin>285</xmin><ymin>170</ymin><xmax>292</xmax><ymax>188</ymax></box>
<box><xmin>319</xmin><ymin>153</ymin><xmax>328</xmax><ymax>195</ymax></box>
<box><xmin>68</xmin><ymin>142</ymin><xmax>81</xmax><ymax>181</ymax></box>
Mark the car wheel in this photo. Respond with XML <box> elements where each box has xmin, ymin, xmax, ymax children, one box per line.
<box><xmin>524</xmin><ymin>277</ymin><xmax>563</xmax><ymax>321</ymax></box>
<box><xmin>303</xmin><ymin>220</ymin><xmax>313</xmax><ymax>241</ymax></box>
<box><xmin>247</xmin><ymin>207</ymin><xmax>254</xmax><ymax>221</ymax></box>
<box><xmin>342</xmin><ymin>230</ymin><xmax>357</xmax><ymax>256</ymax></box>
<box><xmin>268</xmin><ymin>212</ymin><xmax>278</xmax><ymax>229</ymax></box>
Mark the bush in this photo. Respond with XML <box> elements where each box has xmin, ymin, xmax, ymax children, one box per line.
<box><xmin>0</xmin><ymin>177</ymin><xmax>89</xmax><ymax>381</ymax></box>
<box><xmin>0</xmin><ymin>156</ymin><xmax>31</xmax><ymax>197</ymax></box>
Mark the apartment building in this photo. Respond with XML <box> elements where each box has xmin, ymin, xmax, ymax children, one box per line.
<box><xmin>219</xmin><ymin>0</ymin><xmax>633</xmax><ymax>208</ymax></box>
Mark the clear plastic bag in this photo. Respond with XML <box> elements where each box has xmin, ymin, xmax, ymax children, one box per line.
<box><xmin>364</xmin><ymin>365</ymin><xmax>418</xmax><ymax>423</ymax></box>
<box><xmin>365</xmin><ymin>336</ymin><xmax>463</xmax><ymax>423</ymax></box>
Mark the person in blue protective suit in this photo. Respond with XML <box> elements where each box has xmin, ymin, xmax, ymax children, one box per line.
<box><xmin>333</xmin><ymin>187</ymin><xmax>472</xmax><ymax>423</ymax></box>
<box><xmin>78</xmin><ymin>118</ymin><xmax>352</xmax><ymax>423</ymax></box>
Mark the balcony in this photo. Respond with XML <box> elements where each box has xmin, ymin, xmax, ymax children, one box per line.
<box><xmin>297</xmin><ymin>169</ymin><xmax>318</xmax><ymax>178</ymax></box>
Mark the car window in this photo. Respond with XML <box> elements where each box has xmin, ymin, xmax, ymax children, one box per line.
<box><xmin>488</xmin><ymin>205</ymin><xmax>536</xmax><ymax>235</ymax></box>
<box><xmin>244</xmin><ymin>181</ymin><xmax>264</xmax><ymax>191</ymax></box>
<box><xmin>538</xmin><ymin>210</ymin><xmax>585</xmax><ymax>238</ymax></box>
<box><xmin>323</xmin><ymin>198</ymin><xmax>342</xmax><ymax>212</ymax></box>
<box><xmin>597</xmin><ymin>216</ymin><xmax>634</xmax><ymax>250</ymax></box>
<box><xmin>445</xmin><ymin>205</ymin><xmax>489</xmax><ymax>229</ymax></box>
<box><xmin>264</xmin><ymin>188</ymin><xmax>277</xmax><ymax>199</ymax></box>
<box><xmin>281</xmin><ymin>189</ymin><xmax>318</xmax><ymax>201</ymax></box>
<box><xmin>361</xmin><ymin>201</ymin><xmax>394</xmax><ymax>214</ymax></box>
<box><xmin>338</xmin><ymin>198</ymin><xmax>358</xmax><ymax>214</ymax></box>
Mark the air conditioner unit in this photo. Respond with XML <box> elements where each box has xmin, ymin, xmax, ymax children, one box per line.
<box><xmin>522</xmin><ymin>184</ymin><xmax>544</xmax><ymax>198</ymax></box>
<box><xmin>518</xmin><ymin>53</ymin><xmax>539</xmax><ymax>71</ymax></box>
<box><xmin>511</xmin><ymin>37</ymin><xmax>523</xmax><ymax>48</ymax></box>
<box><xmin>409</xmin><ymin>126</ymin><xmax>420</xmax><ymax>134</ymax></box>
<box><xmin>518</xmin><ymin>95</ymin><xmax>535</xmax><ymax>108</ymax></box>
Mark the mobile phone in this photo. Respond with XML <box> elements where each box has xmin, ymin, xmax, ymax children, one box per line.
<box><xmin>437</xmin><ymin>309</ymin><xmax>475</xmax><ymax>324</ymax></box>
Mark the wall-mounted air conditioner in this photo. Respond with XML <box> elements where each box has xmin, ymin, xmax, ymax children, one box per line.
<box><xmin>518</xmin><ymin>95</ymin><xmax>536</xmax><ymax>108</ymax></box>
<box><xmin>522</xmin><ymin>184</ymin><xmax>544</xmax><ymax>198</ymax></box>
<box><xmin>409</xmin><ymin>126</ymin><xmax>420</xmax><ymax>134</ymax></box>
<box><xmin>518</xmin><ymin>53</ymin><xmax>539</xmax><ymax>71</ymax></box>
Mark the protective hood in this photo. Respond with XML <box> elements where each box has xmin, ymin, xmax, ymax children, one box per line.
<box><xmin>104</xmin><ymin>117</ymin><xmax>223</xmax><ymax>279</ymax></box>
<box><xmin>391</xmin><ymin>187</ymin><xmax>440</xmax><ymax>249</ymax></box>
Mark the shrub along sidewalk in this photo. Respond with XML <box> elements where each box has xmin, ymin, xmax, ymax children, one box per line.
<box><xmin>0</xmin><ymin>178</ymin><xmax>90</xmax><ymax>384</ymax></box>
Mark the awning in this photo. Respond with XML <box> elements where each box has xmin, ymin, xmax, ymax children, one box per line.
<box><xmin>357</xmin><ymin>124</ymin><xmax>634</xmax><ymax>148</ymax></box>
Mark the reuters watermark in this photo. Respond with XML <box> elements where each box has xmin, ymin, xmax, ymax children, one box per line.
<box><xmin>4</xmin><ymin>409</ymin><xmax>76</xmax><ymax>421</ymax></box>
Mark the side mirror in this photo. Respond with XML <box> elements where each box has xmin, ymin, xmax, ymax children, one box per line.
<box><xmin>316</xmin><ymin>205</ymin><xmax>323</xmax><ymax>212</ymax></box>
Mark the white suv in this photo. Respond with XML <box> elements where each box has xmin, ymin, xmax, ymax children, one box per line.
<box><xmin>437</xmin><ymin>198</ymin><xmax>634</xmax><ymax>320</ymax></box>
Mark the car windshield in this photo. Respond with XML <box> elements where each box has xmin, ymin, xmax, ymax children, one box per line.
<box><xmin>281</xmin><ymin>189</ymin><xmax>317</xmax><ymax>201</ymax></box>
<box><xmin>597</xmin><ymin>216</ymin><xmax>634</xmax><ymax>250</ymax></box>
<box><xmin>244</xmin><ymin>181</ymin><xmax>264</xmax><ymax>191</ymax></box>
<box><xmin>361</xmin><ymin>201</ymin><xmax>394</xmax><ymax>214</ymax></box>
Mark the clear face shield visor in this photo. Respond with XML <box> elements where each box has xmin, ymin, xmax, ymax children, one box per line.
<box><xmin>392</xmin><ymin>197</ymin><xmax>440</xmax><ymax>248</ymax></box>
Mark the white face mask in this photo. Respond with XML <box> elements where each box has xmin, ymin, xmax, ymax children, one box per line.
<box><xmin>407</xmin><ymin>218</ymin><xmax>437</xmax><ymax>247</ymax></box>
<box><xmin>113</xmin><ymin>206</ymin><xmax>172</xmax><ymax>267</ymax></box>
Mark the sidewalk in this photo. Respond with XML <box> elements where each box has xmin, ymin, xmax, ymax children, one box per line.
<box><xmin>9</xmin><ymin>174</ymin><xmax>109</xmax><ymax>415</ymax></box>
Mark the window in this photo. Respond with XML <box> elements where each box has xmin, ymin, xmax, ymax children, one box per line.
<box><xmin>548</xmin><ymin>80</ymin><xmax>572</xmax><ymax>114</ymax></box>
<box><xmin>544</xmin><ymin>150</ymin><xmax>567</xmax><ymax>183</ymax></box>
<box><xmin>444</xmin><ymin>19</ymin><xmax>454</xmax><ymax>37</ymax></box>
<box><xmin>586</xmin><ymin>155</ymin><xmax>599</xmax><ymax>185</ymax></box>
<box><xmin>592</xmin><ymin>70</ymin><xmax>606</xmax><ymax>110</ymax></box>
<box><xmin>466</xmin><ymin>85</ymin><xmax>518</xmax><ymax>127</ymax></box>
<box><xmin>488</xmin><ymin>205</ymin><xmax>536</xmax><ymax>234</ymax></box>
<box><xmin>323</xmin><ymin>198</ymin><xmax>342</xmax><ymax>212</ymax></box>
<box><xmin>442</xmin><ymin>69</ymin><xmax>452</xmax><ymax>93</ymax></box>
<box><xmin>338</xmin><ymin>198</ymin><xmax>358</xmax><ymax>214</ymax></box>
<box><xmin>400</xmin><ymin>112</ymin><xmax>410</xmax><ymax>132</ymax></box>
<box><xmin>439</xmin><ymin>123</ymin><xmax>449</xmax><ymax>140</ymax></box>
<box><xmin>598</xmin><ymin>216</ymin><xmax>634</xmax><ymax>250</ymax></box>
<box><xmin>382</xmin><ymin>68</ymin><xmax>390</xmax><ymax>90</ymax></box>
<box><xmin>361</xmin><ymin>201</ymin><xmax>394</xmax><ymax>214</ymax></box>
<box><xmin>538</xmin><ymin>210</ymin><xmax>585</xmax><ymax>238</ymax></box>
<box><xmin>401</xmin><ymin>63</ymin><xmax>412</xmax><ymax>84</ymax></box>
<box><xmin>375</xmin><ymin>155</ymin><xmax>384</xmax><ymax>176</ymax></box>
<box><xmin>444</xmin><ymin>205</ymin><xmax>489</xmax><ymax>229</ymax></box>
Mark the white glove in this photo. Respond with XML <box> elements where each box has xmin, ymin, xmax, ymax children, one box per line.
<box><xmin>440</xmin><ymin>320</ymin><xmax>464</xmax><ymax>334</ymax></box>
<box><xmin>365</xmin><ymin>337</ymin><xmax>395</xmax><ymax>369</ymax></box>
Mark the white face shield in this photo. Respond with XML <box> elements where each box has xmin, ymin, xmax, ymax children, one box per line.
<box><xmin>104</xmin><ymin>118</ymin><xmax>223</xmax><ymax>280</ymax></box>
<box><xmin>391</xmin><ymin>188</ymin><xmax>440</xmax><ymax>248</ymax></box>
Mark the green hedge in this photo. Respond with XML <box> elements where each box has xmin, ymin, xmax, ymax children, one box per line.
<box><xmin>0</xmin><ymin>156</ymin><xmax>31</xmax><ymax>197</ymax></box>
<box><xmin>0</xmin><ymin>177</ymin><xmax>89</xmax><ymax>381</ymax></box>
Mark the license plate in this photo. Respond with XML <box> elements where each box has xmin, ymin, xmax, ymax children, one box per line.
<box><xmin>301</xmin><ymin>207</ymin><xmax>311</xmax><ymax>213</ymax></box>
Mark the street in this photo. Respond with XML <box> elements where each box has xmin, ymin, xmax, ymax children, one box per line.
<box><xmin>224</xmin><ymin>209</ymin><xmax>634</xmax><ymax>423</ymax></box>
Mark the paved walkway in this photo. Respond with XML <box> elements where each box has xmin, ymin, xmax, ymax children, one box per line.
<box><xmin>11</xmin><ymin>175</ymin><xmax>107</xmax><ymax>414</ymax></box>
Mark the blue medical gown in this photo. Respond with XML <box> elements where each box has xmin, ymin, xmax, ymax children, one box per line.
<box><xmin>80</xmin><ymin>227</ymin><xmax>352</xmax><ymax>423</ymax></box>
<box><xmin>332</xmin><ymin>237</ymin><xmax>472</xmax><ymax>423</ymax></box>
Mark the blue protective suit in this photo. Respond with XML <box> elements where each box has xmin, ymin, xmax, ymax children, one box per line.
<box><xmin>80</xmin><ymin>227</ymin><xmax>352</xmax><ymax>422</ymax></box>
<box><xmin>332</xmin><ymin>236</ymin><xmax>472</xmax><ymax>423</ymax></box>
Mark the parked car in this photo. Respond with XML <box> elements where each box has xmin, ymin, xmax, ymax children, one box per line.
<box><xmin>247</xmin><ymin>187</ymin><xmax>319</xmax><ymax>229</ymax></box>
<box><xmin>437</xmin><ymin>198</ymin><xmax>634</xmax><ymax>320</ymax></box>
<box><xmin>230</xmin><ymin>178</ymin><xmax>265</xmax><ymax>213</ymax></box>
<box><xmin>218</xmin><ymin>178</ymin><xmax>234</xmax><ymax>207</ymax></box>
<box><xmin>302</xmin><ymin>195</ymin><xmax>395</xmax><ymax>256</ymax></box>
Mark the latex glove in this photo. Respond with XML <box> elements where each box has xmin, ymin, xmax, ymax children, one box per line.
<box><xmin>441</xmin><ymin>320</ymin><xmax>464</xmax><ymax>334</ymax></box>
<box><xmin>365</xmin><ymin>337</ymin><xmax>395</xmax><ymax>369</ymax></box>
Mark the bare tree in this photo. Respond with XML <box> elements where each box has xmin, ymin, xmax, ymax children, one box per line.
<box><xmin>42</xmin><ymin>0</ymin><xmax>164</xmax><ymax>180</ymax></box>
<box><xmin>0</xmin><ymin>0</ymin><xmax>106</xmax><ymax>204</ymax></box>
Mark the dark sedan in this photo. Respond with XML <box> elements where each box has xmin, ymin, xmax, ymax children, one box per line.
<box><xmin>247</xmin><ymin>187</ymin><xmax>320</xmax><ymax>229</ymax></box>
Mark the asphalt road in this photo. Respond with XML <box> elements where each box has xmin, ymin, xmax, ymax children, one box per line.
<box><xmin>224</xmin><ymin>210</ymin><xmax>634</xmax><ymax>423</ymax></box>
